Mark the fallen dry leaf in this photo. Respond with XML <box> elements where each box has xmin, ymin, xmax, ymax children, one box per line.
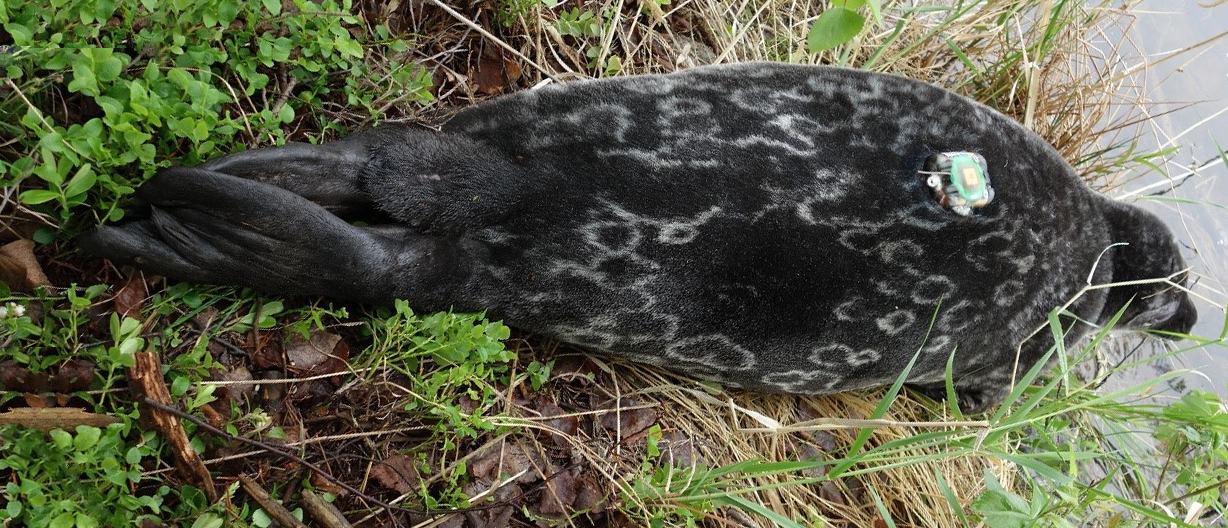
<box><xmin>598</xmin><ymin>398</ymin><xmax>657</xmax><ymax>437</ymax></box>
<box><xmin>812</xmin><ymin>430</ymin><xmax>838</xmax><ymax>452</ymax></box>
<box><xmin>796</xmin><ymin>402</ymin><xmax>842</xmax><ymax>452</ymax></box>
<box><xmin>472</xmin><ymin>52</ymin><xmax>521</xmax><ymax>95</ymax></box>
<box><xmin>658</xmin><ymin>430</ymin><xmax>703</xmax><ymax>468</ymax></box>
<box><xmin>432</xmin><ymin>515</ymin><xmax>464</xmax><ymax>528</ymax></box>
<box><xmin>537</xmin><ymin>465</ymin><xmax>577</xmax><ymax>516</ymax></box>
<box><xmin>287</xmin><ymin>378</ymin><xmax>337</xmax><ymax>405</ymax></box>
<box><xmin>284</xmin><ymin>330</ymin><xmax>349</xmax><ymax>377</ymax></box>
<box><xmin>458</xmin><ymin>394</ymin><xmax>482</xmax><ymax>414</ymax></box>
<box><xmin>0</xmin><ymin>239</ymin><xmax>50</xmax><ymax>292</ymax></box>
<box><xmin>573</xmin><ymin>471</ymin><xmax>606</xmax><ymax>513</ymax></box>
<box><xmin>470</xmin><ymin>440</ymin><xmax>543</xmax><ymax>485</ymax></box>
<box><xmin>50</xmin><ymin>358</ymin><xmax>96</xmax><ymax>393</ymax></box>
<box><xmin>818</xmin><ymin>481</ymin><xmax>847</xmax><ymax>506</ymax></box>
<box><xmin>371</xmin><ymin>455</ymin><xmax>421</xmax><ymax>494</ymax></box>
<box><xmin>209</xmin><ymin>365</ymin><xmax>255</xmax><ymax>405</ymax></box>
<box><xmin>191</xmin><ymin>306</ymin><xmax>220</xmax><ymax>329</ymax></box>
<box><xmin>534</xmin><ymin>397</ymin><xmax>579</xmax><ymax>448</ymax></box>
<box><xmin>114</xmin><ymin>275</ymin><xmax>149</xmax><ymax>318</ymax></box>
<box><xmin>796</xmin><ymin>443</ymin><xmax>825</xmax><ymax>479</ymax></box>
<box><xmin>549</xmin><ymin>356</ymin><xmax>598</xmax><ymax>384</ymax></box>
<box><xmin>1</xmin><ymin>360</ymin><xmax>47</xmax><ymax>392</ymax></box>
<box><xmin>250</xmin><ymin>337</ymin><xmax>283</xmax><ymax>371</ymax></box>
<box><xmin>846</xmin><ymin>478</ymin><xmax>868</xmax><ymax>504</ymax></box>
<box><xmin>309</xmin><ymin>470</ymin><xmax>345</xmax><ymax>498</ymax></box>
<box><xmin>463</xmin><ymin>483</ymin><xmax>518</xmax><ymax>528</ymax></box>
<box><xmin>0</xmin><ymin>214</ymin><xmax>41</xmax><ymax>243</ymax></box>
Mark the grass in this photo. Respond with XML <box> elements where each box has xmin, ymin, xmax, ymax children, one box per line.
<box><xmin>2</xmin><ymin>0</ymin><xmax>1227</xmax><ymax>526</ymax></box>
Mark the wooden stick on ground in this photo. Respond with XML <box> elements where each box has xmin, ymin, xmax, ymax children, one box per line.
<box><xmin>129</xmin><ymin>351</ymin><xmax>219</xmax><ymax>503</ymax></box>
<box><xmin>302</xmin><ymin>489</ymin><xmax>354</xmax><ymax>528</ymax></box>
<box><xmin>239</xmin><ymin>474</ymin><xmax>309</xmax><ymax>528</ymax></box>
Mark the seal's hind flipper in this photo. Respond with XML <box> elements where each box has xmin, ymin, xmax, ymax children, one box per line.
<box><xmin>79</xmin><ymin>167</ymin><xmax>419</xmax><ymax>303</ymax></box>
<box><xmin>80</xmin><ymin>212</ymin><xmax>212</xmax><ymax>281</ymax></box>
<box><xmin>199</xmin><ymin>128</ymin><xmax>400</xmax><ymax>217</ymax></box>
<box><xmin>190</xmin><ymin>125</ymin><xmax>528</xmax><ymax>234</ymax></box>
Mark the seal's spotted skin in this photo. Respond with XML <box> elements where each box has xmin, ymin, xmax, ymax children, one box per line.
<box><xmin>80</xmin><ymin>63</ymin><xmax>1197</xmax><ymax>410</ymax></box>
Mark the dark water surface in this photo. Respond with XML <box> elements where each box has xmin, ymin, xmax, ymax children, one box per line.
<box><xmin>1104</xmin><ymin>1</ymin><xmax>1227</xmax><ymax>397</ymax></box>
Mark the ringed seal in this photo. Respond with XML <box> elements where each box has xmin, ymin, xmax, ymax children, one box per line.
<box><xmin>80</xmin><ymin>62</ymin><xmax>1197</xmax><ymax>410</ymax></box>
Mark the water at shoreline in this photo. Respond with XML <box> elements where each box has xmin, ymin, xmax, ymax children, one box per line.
<box><xmin>1102</xmin><ymin>1</ymin><xmax>1228</xmax><ymax>398</ymax></box>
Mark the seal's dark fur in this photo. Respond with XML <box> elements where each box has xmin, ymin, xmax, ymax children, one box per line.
<box><xmin>80</xmin><ymin>63</ymin><xmax>1196</xmax><ymax>410</ymax></box>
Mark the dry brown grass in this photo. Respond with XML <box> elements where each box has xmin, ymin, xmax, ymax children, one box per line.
<box><xmin>496</xmin><ymin>354</ymin><xmax>1002</xmax><ymax>526</ymax></box>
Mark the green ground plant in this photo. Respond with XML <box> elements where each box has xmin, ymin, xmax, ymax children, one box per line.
<box><xmin>0</xmin><ymin>0</ymin><xmax>434</xmax><ymax>523</ymax></box>
<box><xmin>361</xmin><ymin>300</ymin><xmax>521</xmax><ymax>440</ymax></box>
<box><xmin>808</xmin><ymin>0</ymin><xmax>881</xmax><ymax>52</ymax></box>
<box><xmin>0</xmin><ymin>422</ymin><xmax>171</xmax><ymax>527</ymax></box>
<box><xmin>1</xmin><ymin>0</ymin><xmax>432</xmax><ymax>230</ymax></box>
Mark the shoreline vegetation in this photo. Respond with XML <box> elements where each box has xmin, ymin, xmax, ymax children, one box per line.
<box><xmin>2</xmin><ymin>0</ymin><xmax>1226</xmax><ymax>526</ymax></box>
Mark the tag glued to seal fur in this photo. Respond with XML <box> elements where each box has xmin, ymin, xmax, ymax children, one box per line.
<box><xmin>922</xmin><ymin>152</ymin><xmax>995</xmax><ymax>216</ymax></box>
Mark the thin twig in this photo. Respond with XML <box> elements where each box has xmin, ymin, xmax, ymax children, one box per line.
<box><xmin>142</xmin><ymin>396</ymin><xmax>422</xmax><ymax>515</ymax></box>
<box><xmin>426</xmin><ymin>0</ymin><xmax>554</xmax><ymax>77</ymax></box>
<box><xmin>140</xmin><ymin>398</ymin><xmax>560</xmax><ymax>517</ymax></box>
<box><xmin>271</xmin><ymin>75</ymin><xmax>300</xmax><ymax>116</ymax></box>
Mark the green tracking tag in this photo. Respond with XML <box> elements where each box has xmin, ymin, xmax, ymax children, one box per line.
<box><xmin>921</xmin><ymin>152</ymin><xmax>995</xmax><ymax>216</ymax></box>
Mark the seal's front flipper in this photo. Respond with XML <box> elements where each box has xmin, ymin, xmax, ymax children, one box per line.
<box><xmin>908</xmin><ymin>381</ymin><xmax>1009</xmax><ymax>414</ymax></box>
<box><xmin>79</xmin><ymin>166</ymin><xmax>478</xmax><ymax>306</ymax></box>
